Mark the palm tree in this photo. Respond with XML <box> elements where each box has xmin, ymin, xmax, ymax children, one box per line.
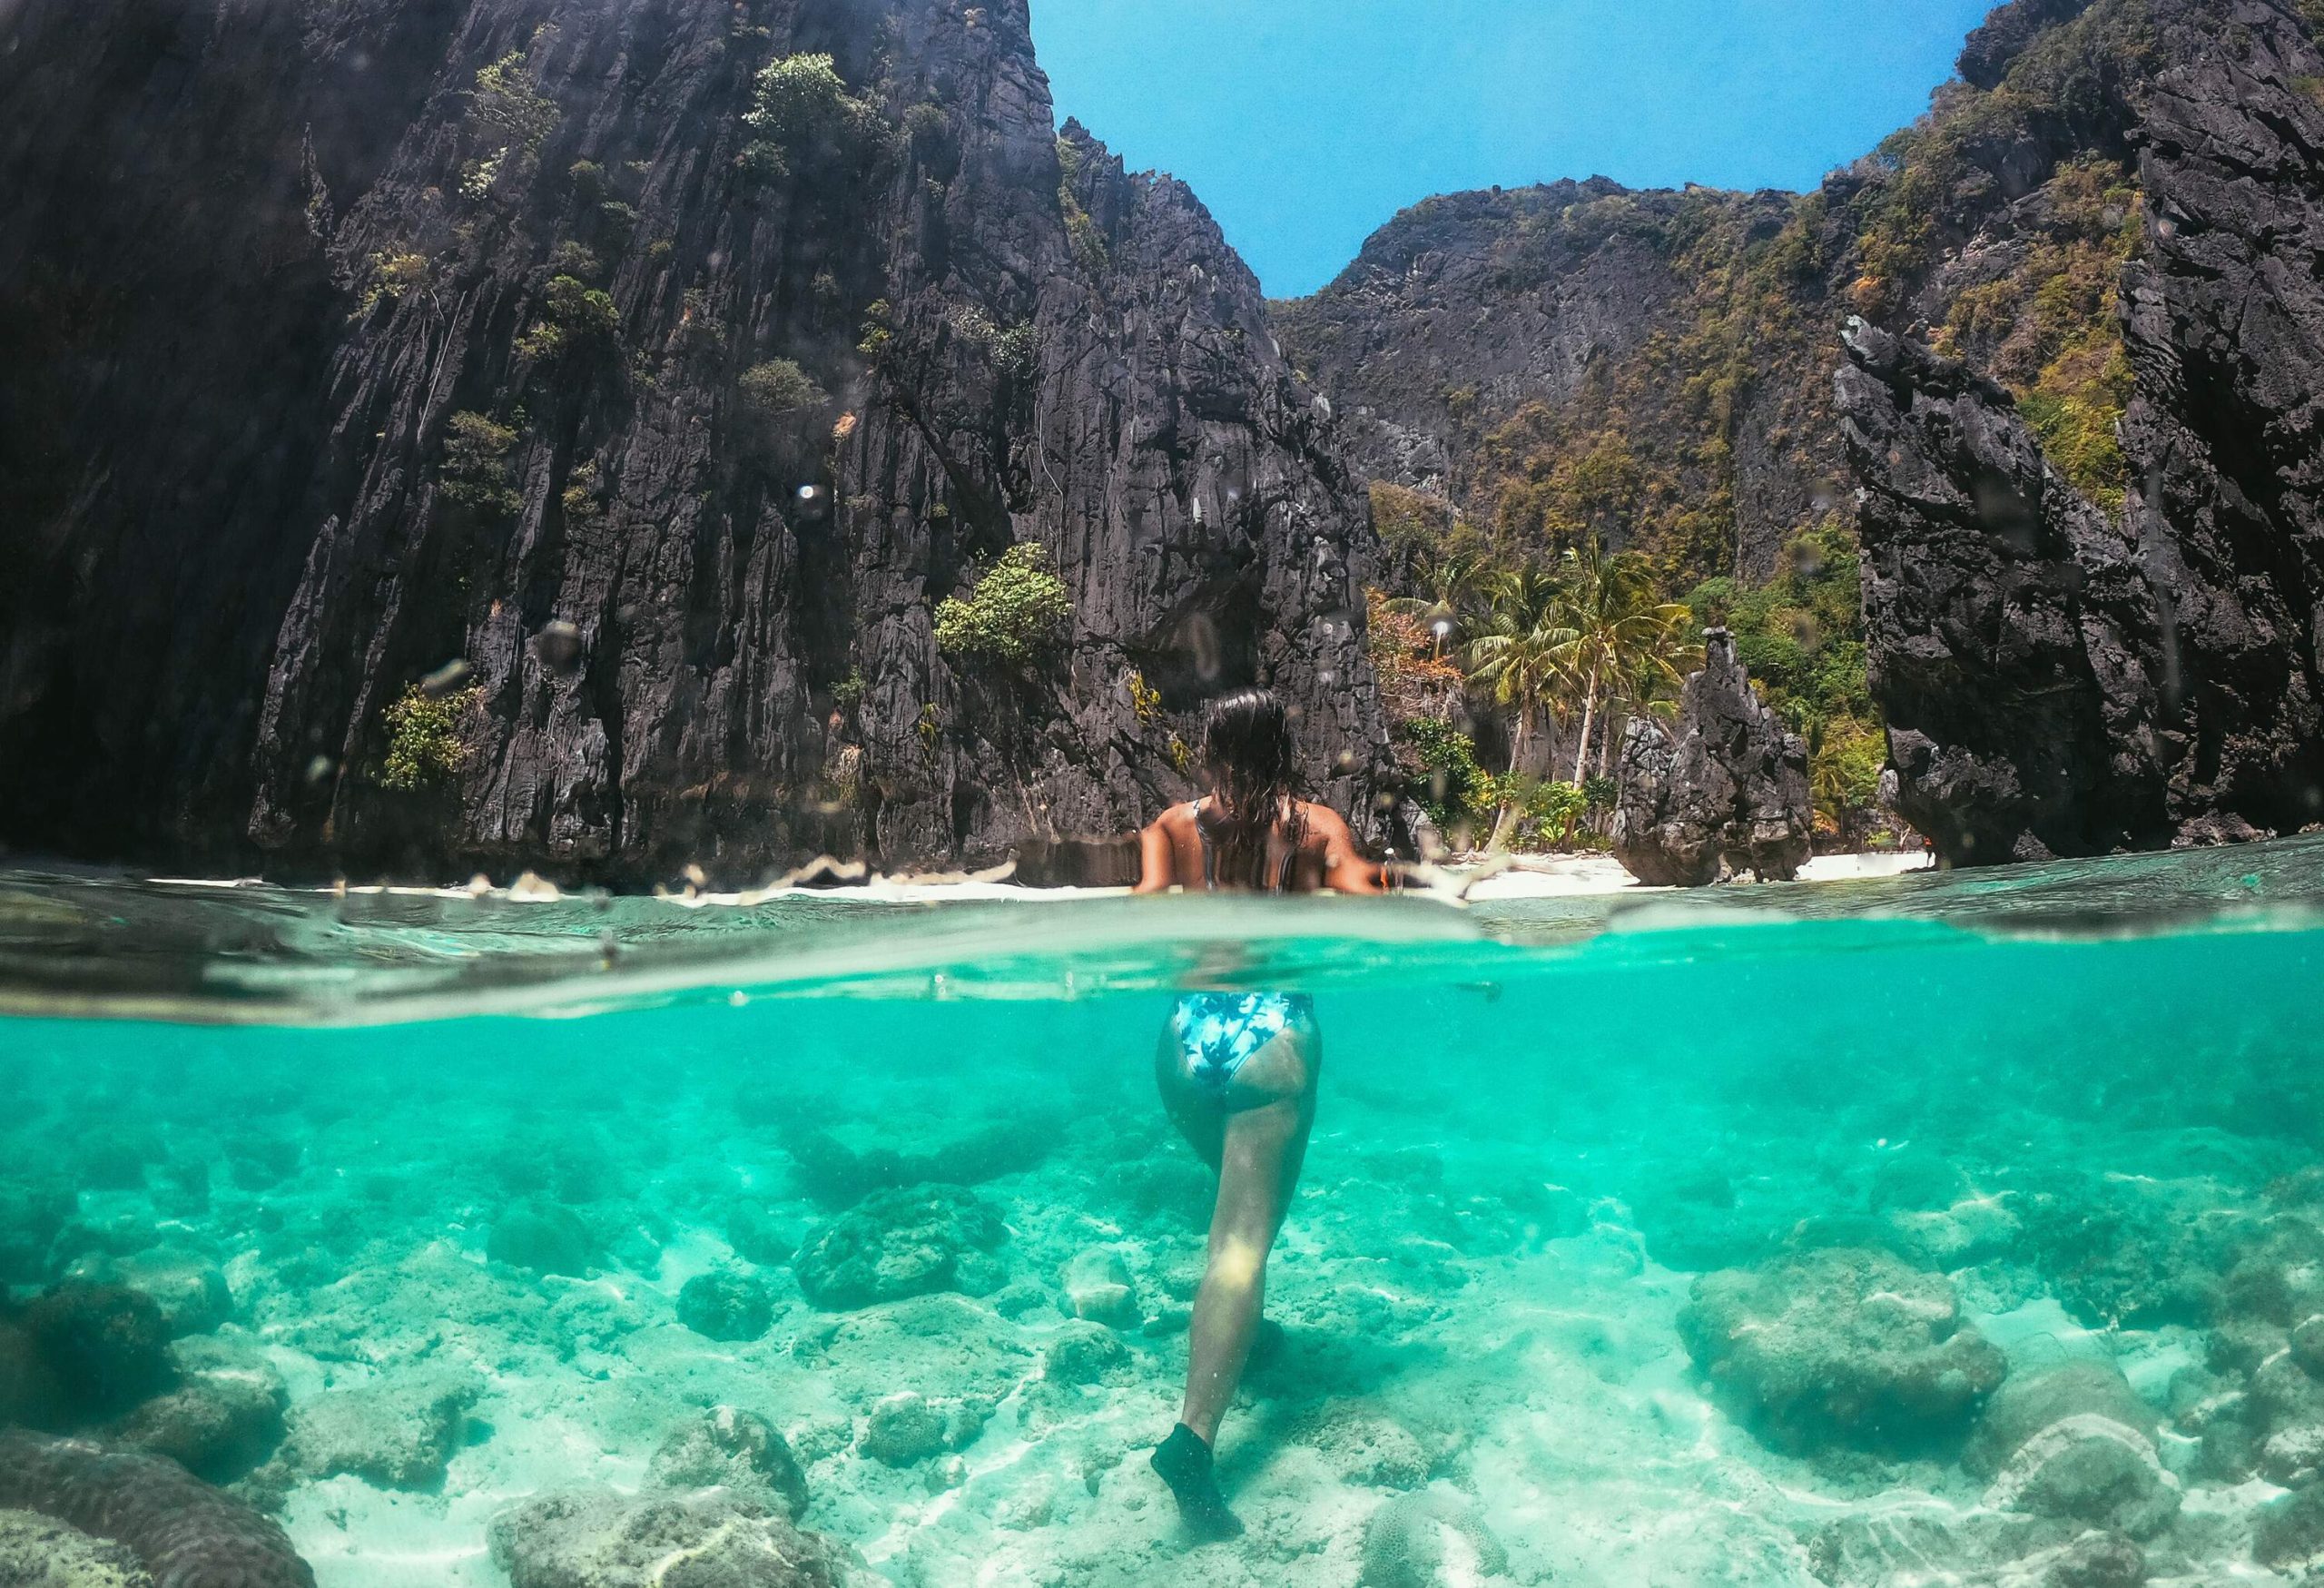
<box><xmin>1597</xmin><ymin>595</ymin><xmax>1699</xmax><ymax>781</ymax></box>
<box><xmin>1386</xmin><ymin>547</ymin><xmax>1486</xmax><ymax>658</ymax></box>
<box><xmin>1462</xmin><ymin>564</ymin><xmax>1572</xmax><ymax>846</ymax></box>
<box><xmin>1549</xmin><ymin>541</ymin><xmax>1695</xmax><ymax>784</ymax></box>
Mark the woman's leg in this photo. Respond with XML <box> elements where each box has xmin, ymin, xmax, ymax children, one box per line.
<box><xmin>1151</xmin><ymin>1017</ymin><xmax>1318</xmax><ymax>1537</ymax></box>
<box><xmin>1177</xmin><ymin>1090</ymin><xmax>1307</xmax><ymax>1444</ymax></box>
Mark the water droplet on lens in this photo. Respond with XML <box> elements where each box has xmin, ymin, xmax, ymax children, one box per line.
<box><xmin>419</xmin><ymin>659</ymin><xmax>472</xmax><ymax>696</ymax></box>
<box><xmin>303</xmin><ymin>755</ymin><xmax>335</xmax><ymax>785</ymax></box>
<box><xmin>797</xmin><ymin>484</ymin><xmax>821</xmax><ymax>501</ymax></box>
<box><xmin>1185</xmin><ymin>612</ymin><xmax>1221</xmax><ymax>683</ymax></box>
<box><xmin>533</xmin><ymin>620</ymin><xmax>584</xmax><ymax>672</ymax></box>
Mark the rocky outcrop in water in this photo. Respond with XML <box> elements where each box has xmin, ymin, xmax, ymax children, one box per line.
<box><xmin>1610</xmin><ymin>630</ymin><xmax>1811</xmax><ymax>884</ymax></box>
<box><xmin>0</xmin><ymin>0</ymin><xmax>1385</xmax><ymax>883</ymax></box>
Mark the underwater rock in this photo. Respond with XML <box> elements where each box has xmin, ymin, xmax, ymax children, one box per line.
<box><xmin>487</xmin><ymin>1200</ymin><xmax>596</xmax><ymax>1277</ymax></box>
<box><xmin>1965</xmin><ymin>1361</ymin><xmax>2158</xmax><ymax>1480</ymax></box>
<box><xmin>1101</xmin><ymin>1155</ymin><xmax>1216</xmax><ymax>1231</ymax></box>
<box><xmin>859</xmin><ymin>1393</ymin><xmax>950</xmax><ymax>1466</ymax></box>
<box><xmin>65</xmin><ymin>1248</ymin><xmax>231</xmax><ymax>1339</ymax></box>
<box><xmin>0</xmin><ymin>1508</ymin><xmax>152</xmax><ymax>1587</ymax></box>
<box><xmin>0</xmin><ymin>1431</ymin><xmax>315</xmax><ymax>1587</ymax></box>
<box><xmin>2254</xmin><ymin>1483</ymin><xmax>2324</xmax><ymax>1570</ymax></box>
<box><xmin>777</xmin><ymin>1119</ymin><xmax>1053</xmax><ymax>1208</ymax></box>
<box><xmin>1358</xmin><ymin>1484</ymin><xmax>1510</xmax><ymax>1588</ymax></box>
<box><xmin>223</xmin><ymin>1132</ymin><xmax>302</xmax><ymax>1190</ymax></box>
<box><xmin>1984</xmin><ymin>1414</ymin><xmax>2181</xmax><ymax>1537</ymax></box>
<box><xmin>2291</xmin><ymin>1316</ymin><xmax>2324</xmax><ymax>1377</ymax></box>
<box><xmin>20</xmin><ymin>1283</ymin><xmax>175</xmax><ymax>1423</ymax></box>
<box><xmin>1058</xmin><ymin>1247</ymin><xmax>1140</xmax><ymax>1328</ymax></box>
<box><xmin>269</xmin><ymin>1369</ymin><xmax>479</xmax><ymax>1491</ymax></box>
<box><xmin>108</xmin><ymin>1335</ymin><xmax>287</xmax><ymax>1484</ymax></box>
<box><xmin>490</xmin><ymin>1489</ymin><xmax>873</xmax><ymax>1588</ymax></box>
<box><xmin>2261</xmin><ymin>1422</ymin><xmax>2324</xmax><ymax>1489</ymax></box>
<box><xmin>2019</xmin><ymin>1174</ymin><xmax>2248</xmax><ymax>1328</ymax></box>
<box><xmin>1040</xmin><ymin>1322</ymin><xmax>1128</xmax><ymax>1386</ymax></box>
<box><xmin>676</xmin><ymin>1269</ymin><xmax>777</xmax><ymax>1342</ymax></box>
<box><xmin>647</xmin><ymin>1406</ymin><xmax>809</xmax><ymax>1521</ymax></box>
<box><xmin>2220</xmin><ymin>1218</ymin><xmax>2324</xmax><ymax>1327</ymax></box>
<box><xmin>1610</xmin><ymin>628</ymin><xmax>1812</xmax><ymax>886</ymax></box>
<box><xmin>1677</xmin><ymin>1247</ymin><xmax>2005</xmax><ymax>1455</ymax></box>
<box><xmin>792</xmin><ymin>1186</ymin><xmax>1009</xmax><ymax>1310</ymax></box>
<box><xmin>2046</xmin><ymin>1530</ymin><xmax>2147</xmax><ymax>1588</ymax></box>
<box><xmin>0</xmin><ymin>1320</ymin><xmax>67</xmax><ymax>1430</ymax></box>
<box><xmin>0</xmin><ymin>1183</ymin><xmax>73</xmax><ymax>1285</ymax></box>
<box><xmin>75</xmin><ymin>1127</ymin><xmax>163</xmax><ymax>1194</ymax></box>
<box><xmin>725</xmin><ymin>1201</ymin><xmax>801</xmax><ymax>1267</ymax></box>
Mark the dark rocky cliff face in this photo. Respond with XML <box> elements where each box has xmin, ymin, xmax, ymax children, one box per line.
<box><xmin>0</xmin><ymin>0</ymin><xmax>1384</xmax><ymax>883</ymax></box>
<box><xmin>1841</xmin><ymin>0</ymin><xmax>2324</xmax><ymax>863</ymax></box>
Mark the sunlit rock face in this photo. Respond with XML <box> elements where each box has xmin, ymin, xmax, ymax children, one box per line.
<box><xmin>0</xmin><ymin>0</ymin><xmax>1385</xmax><ymax>883</ymax></box>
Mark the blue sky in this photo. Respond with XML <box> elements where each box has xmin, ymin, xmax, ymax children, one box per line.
<box><xmin>1029</xmin><ymin>0</ymin><xmax>1997</xmax><ymax>297</ymax></box>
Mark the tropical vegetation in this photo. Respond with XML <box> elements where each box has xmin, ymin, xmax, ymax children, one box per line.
<box><xmin>934</xmin><ymin>543</ymin><xmax>1073</xmax><ymax>667</ymax></box>
<box><xmin>1370</xmin><ymin>509</ymin><xmax>1706</xmax><ymax>853</ymax></box>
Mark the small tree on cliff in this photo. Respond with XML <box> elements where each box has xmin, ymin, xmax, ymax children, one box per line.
<box><xmin>934</xmin><ymin>543</ymin><xmax>1072</xmax><ymax>667</ymax></box>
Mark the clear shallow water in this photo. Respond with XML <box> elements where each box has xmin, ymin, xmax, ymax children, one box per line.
<box><xmin>3</xmin><ymin>839</ymin><xmax>2324</xmax><ymax>1585</ymax></box>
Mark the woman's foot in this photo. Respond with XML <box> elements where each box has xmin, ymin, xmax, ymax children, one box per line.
<box><xmin>1150</xmin><ymin>1423</ymin><xmax>1243</xmax><ymax>1541</ymax></box>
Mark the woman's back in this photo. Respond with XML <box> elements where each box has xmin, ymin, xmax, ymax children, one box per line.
<box><xmin>1135</xmin><ymin>796</ymin><xmax>1378</xmax><ymax>894</ymax></box>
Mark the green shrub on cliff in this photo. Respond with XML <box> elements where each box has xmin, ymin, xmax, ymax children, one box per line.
<box><xmin>934</xmin><ymin>544</ymin><xmax>1072</xmax><ymax>666</ymax></box>
<box><xmin>1403</xmin><ymin>716</ymin><xmax>1488</xmax><ymax>834</ymax></box>
<box><xmin>738</xmin><ymin>359</ymin><xmax>824</xmax><ymax>417</ymax></box>
<box><xmin>740</xmin><ymin>52</ymin><xmax>886</xmax><ymax>178</ymax></box>
<box><xmin>381</xmin><ymin>685</ymin><xmax>485</xmax><ymax>792</ymax></box>
<box><xmin>1689</xmin><ymin>521</ymin><xmax>1883</xmax><ymax>833</ymax></box>
<box><xmin>471</xmin><ymin>46</ymin><xmax>561</xmax><ymax>158</ymax></box>
<box><xmin>440</xmin><ymin>411</ymin><xmax>522</xmax><ymax>515</ymax></box>
<box><xmin>515</xmin><ymin>274</ymin><xmax>619</xmax><ymax>360</ymax></box>
<box><xmin>1055</xmin><ymin>137</ymin><xmax>1109</xmax><ymax>275</ymax></box>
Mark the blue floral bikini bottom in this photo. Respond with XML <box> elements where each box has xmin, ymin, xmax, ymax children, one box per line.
<box><xmin>1167</xmin><ymin>991</ymin><xmax>1317</xmax><ymax>1094</ymax></box>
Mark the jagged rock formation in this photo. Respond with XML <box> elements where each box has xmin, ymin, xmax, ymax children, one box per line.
<box><xmin>0</xmin><ymin>1431</ymin><xmax>316</xmax><ymax>1588</ymax></box>
<box><xmin>1839</xmin><ymin>0</ymin><xmax>2324</xmax><ymax>864</ymax></box>
<box><xmin>1837</xmin><ymin>321</ymin><xmax>2162</xmax><ymax>863</ymax></box>
<box><xmin>1610</xmin><ymin>630</ymin><xmax>1811</xmax><ymax>885</ymax></box>
<box><xmin>0</xmin><ymin>0</ymin><xmax>1384</xmax><ymax>883</ymax></box>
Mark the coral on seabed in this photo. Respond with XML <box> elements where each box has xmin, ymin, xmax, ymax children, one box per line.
<box><xmin>0</xmin><ymin>1431</ymin><xmax>315</xmax><ymax>1587</ymax></box>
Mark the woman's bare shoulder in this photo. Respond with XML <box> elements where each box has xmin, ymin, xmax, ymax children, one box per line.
<box><xmin>1295</xmin><ymin>801</ymin><xmax>1355</xmax><ymax>844</ymax></box>
<box><xmin>1147</xmin><ymin>801</ymin><xmax>1197</xmax><ymax>836</ymax></box>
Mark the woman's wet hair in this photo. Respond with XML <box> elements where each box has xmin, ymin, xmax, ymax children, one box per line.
<box><xmin>1199</xmin><ymin>688</ymin><xmax>1305</xmax><ymax>887</ymax></box>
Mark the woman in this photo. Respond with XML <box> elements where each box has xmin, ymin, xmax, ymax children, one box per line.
<box><xmin>1135</xmin><ymin>688</ymin><xmax>1380</xmax><ymax>1540</ymax></box>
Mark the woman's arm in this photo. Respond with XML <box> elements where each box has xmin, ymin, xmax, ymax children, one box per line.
<box><xmin>1312</xmin><ymin>808</ymin><xmax>1384</xmax><ymax>894</ymax></box>
<box><xmin>1135</xmin><ymin>815</ymin><xmax>1177</xmax><ymax>893</ymax></box>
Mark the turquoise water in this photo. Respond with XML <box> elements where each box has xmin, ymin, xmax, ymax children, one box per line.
<box><xmin>4</xmin><ymin>840</ymin><xmax>2324</xmax><ymax>1585</ymax></box>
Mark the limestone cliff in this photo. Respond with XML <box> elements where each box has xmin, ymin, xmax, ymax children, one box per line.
<box><xmin>0</xmin><ymin>0</ymin><xmax>1385</xmax><ymax>882</ymax></box>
